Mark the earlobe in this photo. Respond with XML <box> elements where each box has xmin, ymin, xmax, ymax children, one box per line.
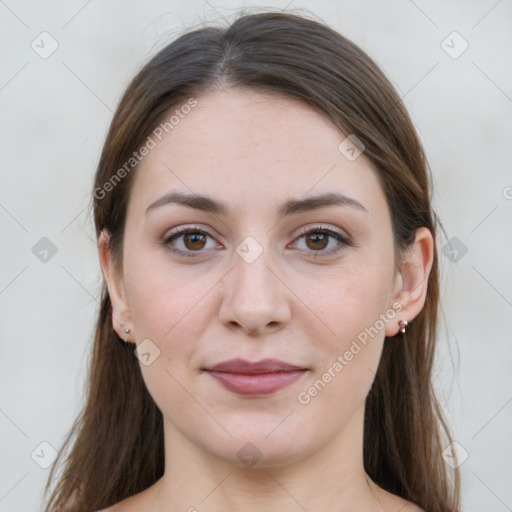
<box><xmin>385</xmin><ymin>227</ymin><xmax>434</xmax><ymax>337</ymax></box>
<box><xmin>98</xmin><ymin>229</ymin><xmax>133</xmax><ymax>342</ymax></box>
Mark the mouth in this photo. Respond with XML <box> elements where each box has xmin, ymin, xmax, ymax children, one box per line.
<box><xmin>203</xmin><ymin>358</ymin><xmax>308</xmax><ymax>397</ymax></box>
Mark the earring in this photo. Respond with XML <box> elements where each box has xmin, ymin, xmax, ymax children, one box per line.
<box><xmin>398</xmin><ymin>320</ymin><xmax>408</xmax><ymax>334</ymax></box>
<box><xmin>123</xmin><ymin>327</ymin><xmax>131</xmax><ymax>343</ymax></box>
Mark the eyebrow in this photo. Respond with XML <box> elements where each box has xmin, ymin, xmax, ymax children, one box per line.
<box><xmin>145</xmin><ymin>190</ymin><xmax>368</xmax><ymax>217</ymax></box>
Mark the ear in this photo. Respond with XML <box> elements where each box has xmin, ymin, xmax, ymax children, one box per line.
<box><xmin>385</xmin><ymin>227</ymin><xmax>435</xmax><ymax>337</ymax></box>
<box><xmin>98</xmin><ymin>229</ymin><xmax>134</xmax><ymax>343</ymax></box>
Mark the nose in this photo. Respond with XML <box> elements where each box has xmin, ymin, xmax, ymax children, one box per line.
<box><xmin>218</xmin><ymin>250</ymin><xmax>291</xmax><ymax>336</ymax></box>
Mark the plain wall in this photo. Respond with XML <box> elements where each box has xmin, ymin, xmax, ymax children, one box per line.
<box><xmin>1</xmin><ymin>0</ymin><xmax>511</xmax><ymax>510</ymax></box>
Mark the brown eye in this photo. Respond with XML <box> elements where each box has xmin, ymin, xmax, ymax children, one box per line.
<box><xmin>183</xmin><ymin>232</ymin><xmax>206</xmax><ymax>250</ymax></box>
<box><xmin>304</xmin><ymin>232</ymin><xmax>329</xmax><ymax>251</ymax></box>
<box><xmin>292</xmin><ymin>226</ymin><xmax>350</xmax><ymax>256</ymax></box>
<box><xmin>163</xmin><ymin>228</ymin><xmax>219</xmax><ymax>257</ymax></box>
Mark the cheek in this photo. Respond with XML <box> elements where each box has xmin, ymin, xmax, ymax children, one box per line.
<box><xmin>301</xmin><ymin>260</ymin><xmax>395</xmax><ymax>345</ymax></box>
<box><xmin>294</xmin><ymin>255</ymin><xmax>395</xmax><ymax>400</ymax></box>
<box><xmin>122</xmin><ymin>256</ymin><xmax>212</xmax><ymax>423</ymax></box>
<box><xmin>124</xmin><ymin>245</ymin><xmax>216</xmax><ymax>342</ymax></box>
<box><xmin>121</xmin><ymin>250</ymin><xmax>216</xmax><ymax>407</ymax></box>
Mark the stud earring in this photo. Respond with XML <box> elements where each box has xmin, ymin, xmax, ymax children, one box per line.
<box><xmin>398</xmin><ymin>320</ymin><xmax>408</xmax><ymax>334</ymax></box>
<box><xmin>123</xmin><ymin>327</ymin><xmax>131</xmax><ymax>343</ymax></box>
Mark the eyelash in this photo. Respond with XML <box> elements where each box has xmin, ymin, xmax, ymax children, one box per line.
<box><xmin>162</xmin><ymin>225</ymin><xmax>352</xmax><ymax>259</ymax></box>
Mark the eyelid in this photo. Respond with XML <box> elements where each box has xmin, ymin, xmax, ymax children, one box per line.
<box><xmin>293</xmin><ymin>224</ymin><xmax>351</xmax><ymax>243</ymax></box>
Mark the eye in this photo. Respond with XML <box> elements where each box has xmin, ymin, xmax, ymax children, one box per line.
<box><xmin>291</xmin><ymin>225</ymin><xmax>351</xmax><ymax>256</ymax></box>
<box><xmin>162</xmin><ymin>224</ymin><xmax>352</xmax><ymax>259</ymax></box>
<box><xmin>162</xmin><ymin>227</ymin><xmax>220</xmax><ymax>257</ymax></box>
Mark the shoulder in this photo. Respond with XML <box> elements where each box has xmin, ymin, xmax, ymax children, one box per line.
<box><xmin>92</xmin><ymin>499</ymin><xmax>132</xmax><ymax>512</ymax></box>
<box><xmin>407</xmin><ymin>505</ymin><xmax>425</xmax><ymax>512</ymax></box>
<box><xmin>382</xmin><ymin>498</ymin><xmax>424</xmax><ymax>512</ymax></box>
<box><xmin>387</xmin><ymin>498</ymin><xmax>424</xmax><ymax>511</ymax></box>
<box><xmin>92</xmin><ymin>482</ymin><xmax>159</xmax><ymax>512</ymax></box>
<box><xmin>93</xmin><ymin>503</ymin><xmax>126</xmax><ymax>512</ymax></box>
<box><xmin>374</xmin><ymin>485</ymin><xmax>424</xmax><ymax>512</ymax></box>
<box><xmin>401</xmin><ymin>504</ymin><xmax>424</xmax><ymax>512</ymax></box>
<box><xmin>389</xmin><ymin>497</ymin><xmax>424</xmax><ymax>511</ymax></box>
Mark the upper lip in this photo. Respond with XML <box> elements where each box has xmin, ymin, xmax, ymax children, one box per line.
<box><xmin>205</xmin><ymin>358</ymin><xmax>306</xmax><ymax>374</ymax></box>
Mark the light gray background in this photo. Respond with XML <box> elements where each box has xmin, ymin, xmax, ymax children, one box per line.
<box><xmin>1</xmin><ymin>1</ymin><xmax>511</xmax><ymax>511</ymax></box>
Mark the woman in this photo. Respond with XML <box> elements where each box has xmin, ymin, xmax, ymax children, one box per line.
<box><xmin>45</xmin><ymin>10</ymin><xmax>461</xmax><ymax>512</ymax></box>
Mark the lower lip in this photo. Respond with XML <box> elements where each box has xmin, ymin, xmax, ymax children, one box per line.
<box><xmin>207</xmin><ymin>370</ymin><xmax>306</xmax><ymax>396</ymax></box>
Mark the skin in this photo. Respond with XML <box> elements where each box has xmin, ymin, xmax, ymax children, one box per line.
<box><xmin>99</xmin><ymin>88</ymin><xmax>432</xmax><ymax>512</ymax></box>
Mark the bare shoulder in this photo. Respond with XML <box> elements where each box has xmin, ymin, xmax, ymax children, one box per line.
<box><xmin>93</xmin><ymin>482</ymin><xmax>159</xmax><ymax>512</ymax></box>
<box><xmin>94</xmin><ymin>499</ymin><xmax>129</xmax><ymax>512</ymax></box>
<box><xmin>93</xmin><ymin>502</ymin><xmax>127</xmax><ymax>512</ymax></box>
<box><xmin>374</xmin><ymin>485</ymin><xmax>424</xmax><ymax>512</ymax></box>
<box><xmin>93</xmin><ymin>497</ymin><xmax>136</xmax><ymax>512</ymax></box>
<box><xmin>400</xmin><ymin>503</ymin><xmax>424</xmax><ymax>512</ymax></box>
<box><xmin>388</xmin><ymin>497</ymin><xmax>425</xmax><ymax>511</ymax></box>
<box><xmin>388</xmin><ymin>495</ymin><xmax>424</xmax><ymax>511</ymax></box>
<box><xmin>384</xmin><ymin>496</ymin><xmax>424</xmax><ymax>511</ymax></box>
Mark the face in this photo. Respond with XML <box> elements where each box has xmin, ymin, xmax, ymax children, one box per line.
<box><xmin>103</xmin><ymin>88</ymin><xmax>410</xmax><ymax>468</ymax></box>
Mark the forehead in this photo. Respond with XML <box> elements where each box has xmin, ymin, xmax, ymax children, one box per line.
<box><xmin>129</xmin><ymin>88</ymin><xmax>387</xmax><ymax>220</ymax></box>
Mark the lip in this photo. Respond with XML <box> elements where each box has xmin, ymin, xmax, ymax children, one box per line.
<box><xmin>204</xmin><ymin>358</ymin><xmax>308</xmax><ymax>396</ymax></box>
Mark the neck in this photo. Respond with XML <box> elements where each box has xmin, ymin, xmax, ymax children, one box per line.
<box><xmin>151</xmin><ymin>406</ymin><xmax>384</xmax><ymax>512</ymax></box>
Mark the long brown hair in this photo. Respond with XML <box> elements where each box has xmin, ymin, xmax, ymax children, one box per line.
<box><xmin>45</xmin><ymin>10</ymin><xmax>460</xmax><ymax>511</ymax></box>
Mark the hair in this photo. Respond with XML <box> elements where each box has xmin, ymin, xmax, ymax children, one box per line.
<box><xmin>45</xmin><ymin>9</ymin><xmax>460</xmax><ymax>512</ymax></box>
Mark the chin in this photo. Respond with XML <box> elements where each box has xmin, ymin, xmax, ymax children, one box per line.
<box><xmin>198</xmin><ymin>420</ymin><xmax>315</xmax><ymax>469</ymax></box>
